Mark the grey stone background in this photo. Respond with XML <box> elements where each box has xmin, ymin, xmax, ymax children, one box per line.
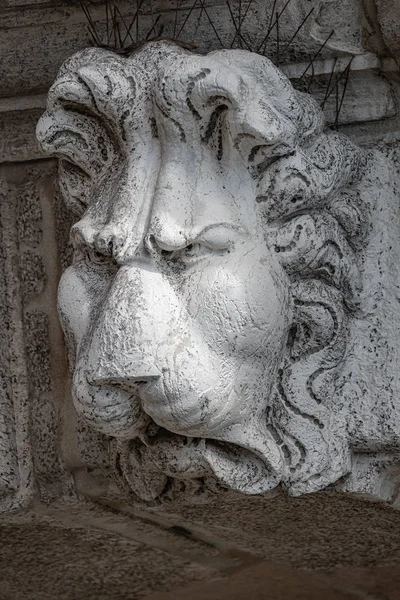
<box><xmin>2</xmin><ymin>2</ymin><xmax>400</xmax><ymax>597</ymax></box>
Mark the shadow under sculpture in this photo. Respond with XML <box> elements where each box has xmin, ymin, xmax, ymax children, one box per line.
<box><xmin>37</xmin><ymin>41</ymin><xmax>400</xmax><ymax>504</ymax></box>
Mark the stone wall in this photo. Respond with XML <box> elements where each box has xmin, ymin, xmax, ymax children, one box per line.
<box><xmin>1</xmin><ymin>0</ymin><xmax>400</xmax><ymax>511</ymax></box>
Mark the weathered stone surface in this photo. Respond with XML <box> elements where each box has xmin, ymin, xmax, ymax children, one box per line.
<box><xmin>322</xmin><ymin>565</ymin><xmax>400</xmax><ymax>600</ymax></box>
<box><xmin>16</xmin><ymin>183</ymin><xmax>42</xmax><ymax>247</ymax></box>
<box><xmin>0</xmin><ymin>185</ymin><xmax>18</xmax><ymax>498</ymax></box>
<box><xmin>375</xmin><ymin>0</ymin><xmax>400</xmax><ymax>61</ymax></box>
<box><xmin>307</xmin><ymin>70</ymin><xmax>396</xmax><ymax>126</ymax></box>
<box><xmin>0</xmin><ymin>508</ymin><xmax>211</xmax><ymax>600</ymax></box>
<box><xmin>25</xmin><ymin>312</ymin><xmax>52</xmax><ymax>395</ymax></box>
<box><xmin>145</xmin><ymin>563</ymin><xmax>400</xmax><ymax>599</ymax></box>
<box><xmin>2</xmin><ymin>493</ymin><xmax>400</xmax><ymax>599</ymax></box>
<box><xmin>0</xmin><ymin>109</ymin><xmax>44</xmax><ymax>163</ymax></box>
<box><xmin>0</xmin><ymin>179</ymin><xmax>35</xmax><ymax>511</ymax></box>
<box><xmin>36</xmin><ymin>40</ymin><xmax>400</xmax><ymax>506</ymax></box>
<box><xmin>0</xmin><ymin>0</ymin><xmax>375</xmax><ymax>99</ymax></box>
<box><xmin>19</xmin><ymin>252</ymin><xmax>46</xmax><ymax>301</ymax></box>
<box><xmin>144</xmin><ymin>563</ymin><xmax>363</xmax><ymax>600</ymax></box>
<box><xmin>0</xmin><ymin>0</ymin><xmax>397</xmax><ymax>166</ymax></box>
<box><xmin>157</xmin><ymin>491</ymin><xmax>400</xmax><ymax>568</ymax></box>
<box><xmin>0</xmin><ymin>162</ymin><xmax>73</xmax><ymax>511</ymax></box>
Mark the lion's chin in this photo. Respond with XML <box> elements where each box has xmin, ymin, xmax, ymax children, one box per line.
<box><xmin>115</xmin><ymin>420</ymin><xmax>282</xmax><ymax>501</ymax></box>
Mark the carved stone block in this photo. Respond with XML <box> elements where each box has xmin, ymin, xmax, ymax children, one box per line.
<box><xmin>37</xmin><ymin>41</ymin><xmax>400</xmax><ymax>504</ymax></box>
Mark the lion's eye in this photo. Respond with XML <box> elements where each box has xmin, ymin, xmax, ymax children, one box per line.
<box><xmin>156</xmin><ymin>243</ymin><xmax>215</xmax><ymax>265</ymax></box>
<box><xmin>146</xmin><ymin>234</ymin><xmax>231</xmax><ymax>266</ymax></box>
<box><xmin>85</xmin><ymin>247</ymin><xmax>116</xmax><ymax>268</ymax></box>
<box><xmin>175</xmin><ymin>243</ymin><xmax>214</xmax><ymax>264</ymax></box>
<box><xmin>182</xmin><ymin>243</ymin><xmax>204</xmax><ymax>257</ymax></box>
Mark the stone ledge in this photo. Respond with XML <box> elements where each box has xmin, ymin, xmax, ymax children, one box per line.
<box><xmin>3</xmin><ymin>493</ymin><xmax>400</xmax><ymax>599</ymax></box>
<box><xmin>144</xmin><ymin>562</ymin><xmax>366</xmax><ymax>600</ymax></box>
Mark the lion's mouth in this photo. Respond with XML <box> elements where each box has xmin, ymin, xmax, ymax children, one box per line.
<box><xmin>115</xmin><ymin>419</ymin><xmax>281</xmax><ymax>502</ymax></box>
<box><xmin>141</xmin><ymin>421</ymin><xmax>204</xmax><ymax>450</ymax></box>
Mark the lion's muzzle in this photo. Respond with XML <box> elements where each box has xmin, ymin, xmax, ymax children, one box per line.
<box><xmin>70</xmin><ymin>261</ymin><xmax>225</xmax><ymax>439</ymax></box>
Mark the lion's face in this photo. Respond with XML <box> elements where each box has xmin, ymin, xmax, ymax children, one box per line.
<box><xmin>59</xmin><ymin>203</ymin><xmax>291</xmax><ymax>494</ymax></box>
<box><xmin>37</xmin><ymin>41</ymin><xmax>366</xmax><ymax>501</ymax></box>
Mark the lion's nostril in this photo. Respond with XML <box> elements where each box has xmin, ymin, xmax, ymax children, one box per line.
<box><xmin>147</xmin><ymin>234</ymin><xmax>156</xmax><ymax>248</ymax></box>
<box><xmin>86</xmin><ymin>357</ymin><xmax>162</xmax><ymax>388</ymax></box>
<box><xmin>88</xmin><ymin>369</ymin><xmax>161</xmax><ymax>390</ymax></box>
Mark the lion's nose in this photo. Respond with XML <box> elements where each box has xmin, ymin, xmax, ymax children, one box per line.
<box><xmin>87</xmin><ymin>361</ymin><xmax>162</xmax><ymax>389</ymax></box>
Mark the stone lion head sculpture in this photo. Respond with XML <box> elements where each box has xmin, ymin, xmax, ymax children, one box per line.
<box><xmin>37</xmin><ymin>41</ymin><xmax>370</xmax><ymax>503</ymax></box>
